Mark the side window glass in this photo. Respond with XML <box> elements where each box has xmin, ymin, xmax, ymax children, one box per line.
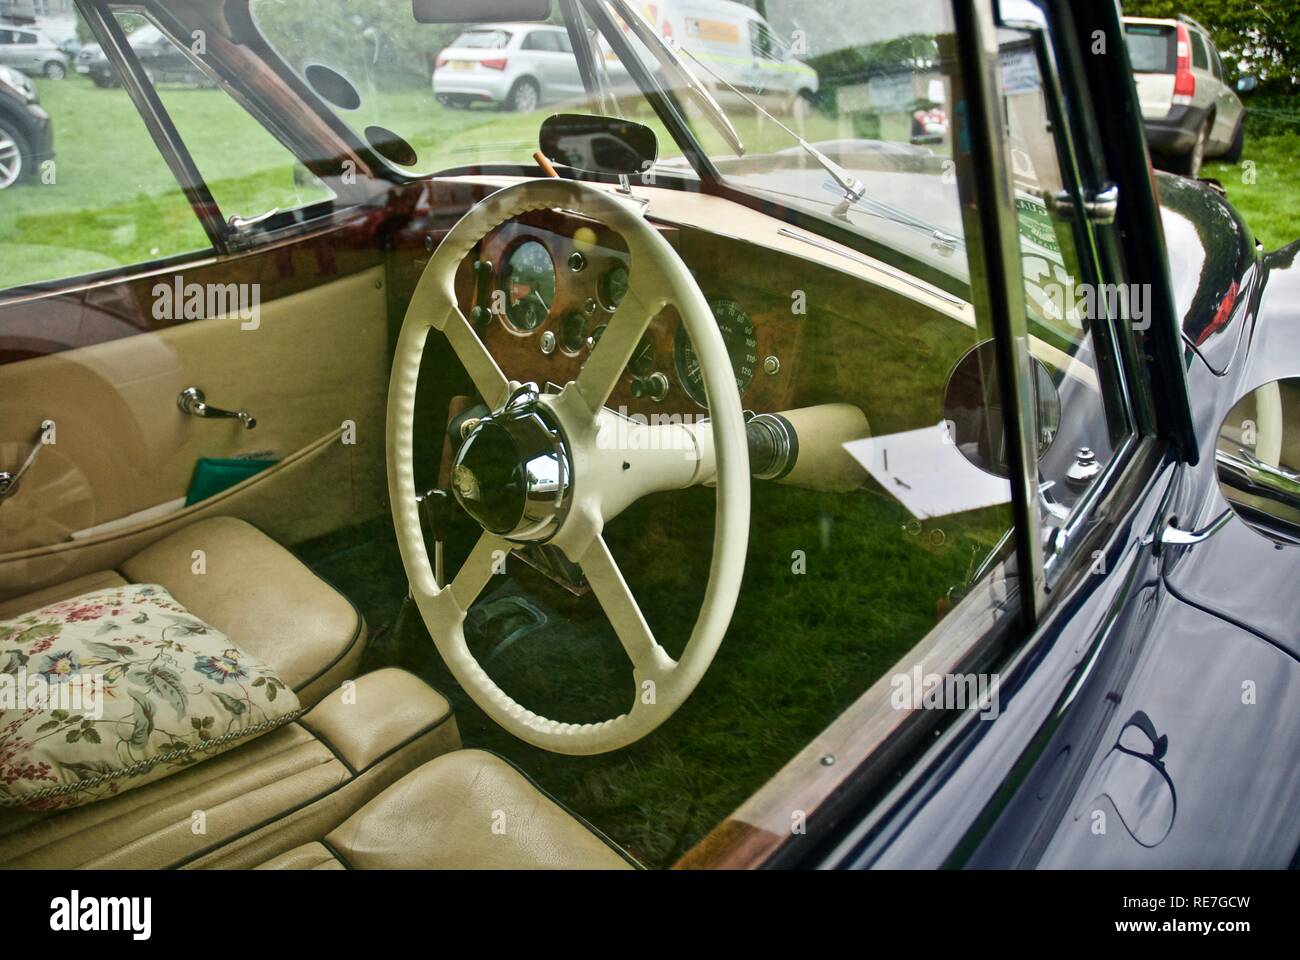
<box><xmin>113</xmin><ymin>13</ymin><xmax>335</xmax><ymax>224</ymax></box>
<box><xmin>1210</xmin><ymin>48</ymin><xmax>1223</xmax><ymax>81</ymax></box>
<box><xmin>997</xmin><ymin>33</ymin><xmax>1134</xmax><ymax>547</ymax></box>
<box><xmin>250</xmin><ymin>2</ymin><xmax>591</xmax><ymax>175</ymax></box>
<box><xmin>0</xmin><ymin>31</ymin><xmax>211</xmax><ymax>290</ymax></box>
<box><xmin>1189</xmin><ymin>31</ymin><xmax>1209</xmax><ymax>70</ymax></box>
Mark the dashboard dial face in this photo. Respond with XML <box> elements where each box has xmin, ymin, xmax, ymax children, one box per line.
<box><xmin>673</xmin><ymin>299</ymin><xmax>758</xmax><ymax>406</ymax></box>
<box><xmin>501</xmin><ymin>240</ymin><xmax>555</xmax><ymax>331</ymax></box>
<box><xmin>559</xmin><ymin>311</ymin><xmax>586</xmax><ymax>354</ymax></box>
<box><xmin>598</xmin><ymin>263</ymin><xmax>630</xmax><ymax>312</ymax></box>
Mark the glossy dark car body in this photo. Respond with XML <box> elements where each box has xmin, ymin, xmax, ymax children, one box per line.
<box><xmin>815</xmin><ymin>4</ymin><xmax>1300</xmax><ymax>867</ymax></box>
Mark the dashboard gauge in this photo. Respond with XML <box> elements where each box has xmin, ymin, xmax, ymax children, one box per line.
<box><xmin>598</xmin><ymin>263</ymin><xmax>630</xmax><ymax>312</ymax></box>
<box><xmin>673</xmin><ymin>299</ymin><xmax>758</xmax><ymax>406</ymax></box>
<box><xmin>628</xmin><ymin>335</ymin><xmax>655</xmax><ymax>376</ymax></box>
<box><xmin>560</xmin><ymin>311</ymin><xmax>587</xmax><ymax>353</ymax></box>
<box><xmin>501</xmin><ymin>240</ymin><xmax>555</xmax><ymax>332</ymax></box>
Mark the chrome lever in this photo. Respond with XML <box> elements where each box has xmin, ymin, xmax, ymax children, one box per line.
<box><xmin>1155</xmin><ymin>511</ymin><xmax>1232</xmax><ymax>549</ymax></box>
<box><xmin>228</xmin><ymin>207</ymin><xmax>280</xmax><ymax>230</ymax></box>
<box><xmin>0</xmin><ymin>420</ymin><xmax>54</xmax><ymax>504</ymax></box>
<box><xmin>178</xmin><ymin>386</ymin><xmax>256</xmax><ymax>429</ymax></box>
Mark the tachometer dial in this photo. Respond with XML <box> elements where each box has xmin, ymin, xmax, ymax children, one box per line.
<box><xmin>501</xmin><ymin>240</ymin><xmax>555</xmax><ymax>332</ymax></box>
<box><xmin>673</xmin><ymin>299</ymin><xmax>758</xmax><ymax>406</ymax></box>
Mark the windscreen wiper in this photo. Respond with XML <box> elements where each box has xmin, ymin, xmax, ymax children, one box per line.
<box><xmin>603</xmin><ymin>0</ymin><xmax>746</xmax><ymax>157</ymax></box>
<box><xmin>678</xmin><ymin>46</ymin><xmax>960</xmax><ymax>251</ymax></box>
<box><xmin>677</xmin><ymin>45</ymin><xmax>865</xmax><ymax>206</ymax></box>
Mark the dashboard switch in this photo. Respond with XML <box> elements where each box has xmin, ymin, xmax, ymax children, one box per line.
<box><xmin>630</xmin><ymin>372</ymin><xmax>670</xmax><ymax>402</ymax></box>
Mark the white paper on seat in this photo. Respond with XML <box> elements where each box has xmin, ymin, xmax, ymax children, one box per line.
<box><xmin>843</xmin><ymin>423</ymin><xmax>1011</xmax><ymax>520</ymax></box>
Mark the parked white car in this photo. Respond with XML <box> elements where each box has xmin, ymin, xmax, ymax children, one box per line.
<box><xmin>1123</xmin><ymin>14</ymin><xmax>1244</xmax><ymax>177</ymax></box>
<box><xmin>433</xmin><ymin>24</ymin><xmax>584</xmax><ymax>112</ymax></box>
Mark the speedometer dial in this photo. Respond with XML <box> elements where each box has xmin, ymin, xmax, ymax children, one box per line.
<box><xmin>673</xmin><ymin>299</ymin><xmax>758</xmax><ymax>407</ymax></box>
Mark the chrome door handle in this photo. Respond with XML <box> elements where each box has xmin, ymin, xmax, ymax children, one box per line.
<box><xmin>178</xmin><ymin>386</ymin><xmax>256</xmax><ymax>429</ymax></box>
<box><xmin>0</xmin><ymin>420</ymin><xmax>54</xmax><ymax>504</ymax></box>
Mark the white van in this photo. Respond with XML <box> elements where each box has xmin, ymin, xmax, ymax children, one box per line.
<box><xmin>633</xmin><ymin>0</ymin><xmax>819</xmax><ymax>113</ymax></box>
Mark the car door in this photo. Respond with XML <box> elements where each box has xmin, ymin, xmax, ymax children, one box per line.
<box><xmin>519</xmin><ymin>29</ymin><xmax>560</xmax><ymax>104</ymax></box>
<box><xmin>1206</xmin><ymin>44</ymin><xmax>1241</xmax><ymax>149</ymax></box>
<box><xmin>550</xmin><ymin>27</ymin><xmax>584</xmax><ymax>101</ymax></box>
<box><xmin>4</xmin><ymin>31</ymin><xmax>40</xmax><ymax>73</ymax></box>
<box><xmin>0</xmin><ymin>7</ymin><xmax>392</xmax><ymax>602</ymax></box>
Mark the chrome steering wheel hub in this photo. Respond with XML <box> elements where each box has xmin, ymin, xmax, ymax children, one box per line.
<box><xmin>451</xmin><ymin>383</ymin><xmax>572</xmax><ymax>542</ymax></box>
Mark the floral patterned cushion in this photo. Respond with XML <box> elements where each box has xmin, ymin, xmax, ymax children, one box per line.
<box><xmin>0</xmin><ymin>583</ymin><xmax>301</xmax><ymax>811</ymax></box>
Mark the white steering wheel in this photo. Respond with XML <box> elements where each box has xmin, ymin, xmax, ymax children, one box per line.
<box><xmin>386</xmin><ymin>179</ymin><xmax>749</xmax><ymax>755</ymax></box>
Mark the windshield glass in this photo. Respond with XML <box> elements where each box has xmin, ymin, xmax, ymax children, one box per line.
<box><xmin>250</xmin><ymin>0</ymin><xmax>966</xmax><ymax>284</ymax></box>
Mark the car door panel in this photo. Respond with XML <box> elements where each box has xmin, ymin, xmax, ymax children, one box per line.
<box><xmin>1031</xmin><ymin>591</ymin><xmax>1300</xmax><ymax>867</ymax></box>
<box><xmin>0</xmin><ymin>265</ymin><xmax>389</xmax><ymax>599</ymax></box>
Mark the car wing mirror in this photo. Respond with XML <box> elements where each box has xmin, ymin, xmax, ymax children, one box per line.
<box><xmin>942</xmin><ymin>339</ymin><xmax>1061</xmax><ymax>477</ymax></box>
<box><xmin>1235</xmin><ymin>75</ymin><xmax>1258</xmax><ymax>94</ymax></box>
<box><xmin>1215</xmin><ymin>377</ymin><xmax>1300</xmax><ymax>543</ymax></box>
<box><xmin>412</xmin><ymin>0</ymin><xmax>550</xmax><ymax>23</ymax></box>
<box><xmin>538</xmin><ymin>113</ymin><xmax>658</xmax><ymax>178</ymax></box>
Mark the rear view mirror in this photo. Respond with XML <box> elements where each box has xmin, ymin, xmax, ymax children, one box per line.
<box><xmin>942</xmin><ymin>339</ymin><xmax>1061</xmax><ymax>478</ymax></box>
<box><xmin>1235</xmin><ymin>75</ymin><xmax>1258</xmax><ymax>94</ymax></box>
<box><xmin>1216</xmin><ymin>378</ymin><xmax>1300</xmax><ymax>542</ymax></box>
<box><xmin>539</xmin><ymin>114</ymin><xmax>658</xmax><ymax>178</ymax></box>
<box><xmin>412</xmin><ymin>0</ymin><xmax>550</xmax><ymax>23</ymax></box>
<box><xmin>538</xmin><ymin>113</ymin><xmax>660</xmax><ymax>178</ymax></box>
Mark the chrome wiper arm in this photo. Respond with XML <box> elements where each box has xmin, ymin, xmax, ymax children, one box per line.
<box><xmin>677</xmin><ymin>45</ymin><xmax>866</xmax><ymax>204</ymax></box>
<box><xmin>603</xmin><ymin>0</ymin><xmax>745</xmax><ymax>157</ymax></box>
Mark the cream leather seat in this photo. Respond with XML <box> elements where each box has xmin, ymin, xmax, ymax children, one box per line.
<box><xmin>256</xmin><ymin>750</ymin><xmax>637</xmax><ymax>870</ymax></box>
<box><xmin>1</xmin><ymin>517</ymin><xmax>633</xmax><ymax>869</ymax></box>
<box><xmin>0</xmin><ymin>669</ymin><xmax>461</xmax><ymax>868</ymax></box>
<box><xmin>0</xmin><ymin>516</ymin><xmax>364</xmax><ymax>708</ymax></box>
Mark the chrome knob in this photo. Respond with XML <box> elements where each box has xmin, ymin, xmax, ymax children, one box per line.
<box><xmin>630</xmin><ymin>372</ymin><xmax>669</xmax><ymax>402</ymax></box>
<box><xmin>451</xmin><ymin>387</ymin><xmax>571</xmax><ymax>542</ymax></box>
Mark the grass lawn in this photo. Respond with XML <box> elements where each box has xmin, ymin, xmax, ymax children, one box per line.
<box><xmin>1203</xmin><ymin>130</ymin><xmax>1300</xmax><ymax>251</ymax></box>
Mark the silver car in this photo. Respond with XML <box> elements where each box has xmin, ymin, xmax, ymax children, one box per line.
<box><xmin>0</xmin><ymin>26</ymin><xmax>69</xmax><ymax>80</ymax></box>
<box><xmin>433</xmin><ymin>24</ymin><xmax>584</xmax><ymax>112</ymax></box>
<box><xmin>1123</xmin><ymin>15</ymin><xmax>1245</xmax><ymax>177</ymax></box>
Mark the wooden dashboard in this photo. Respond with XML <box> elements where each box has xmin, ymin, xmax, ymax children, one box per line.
<box><xmin>452</xmin><ymin>207</ymin><xmax>807</xmax><ymax>419</ymax></box>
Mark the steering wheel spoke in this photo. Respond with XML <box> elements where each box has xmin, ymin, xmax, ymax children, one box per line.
<box><xmin>449</xmin><ymin>532</ymin><xmax>513</xmax><ymax>612</ymax></box>
<box><xmin>435</xmin><ymin>299</ymin><xmax>512</xmax><ymax>410</ymax></box>
<box><xmin>575</xmin><ymin>275</ymin><xmax>668</xmax><ymax>416</ymax></box>
<box><xmin>580</xmin><ymin>536</ymin><xmax>675</xmax><ymax>677</ymax></box>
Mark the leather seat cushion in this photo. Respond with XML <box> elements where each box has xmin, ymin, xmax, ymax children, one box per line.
<box><xmin>260</xmin><ymin>750</ymin><xmax>636</xmax><ymax>870</ymax></box>
<box><xmin>0</xmin><ymin>669</ymin><xmax>459</xmax><ymax>868</ymax></box>
<box><xmin>0</xmin><ymin>517</ymin><xmax>363</xmax><ymax>708</ymax></box>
